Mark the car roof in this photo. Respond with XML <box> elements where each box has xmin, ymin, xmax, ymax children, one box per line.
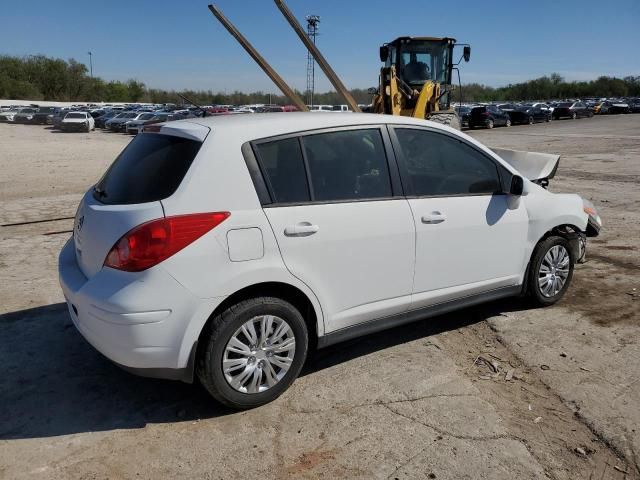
<box><xmin>185</xmin><ymin>112</ymin><xmax>456</xmax><ymax>144</ymax></box>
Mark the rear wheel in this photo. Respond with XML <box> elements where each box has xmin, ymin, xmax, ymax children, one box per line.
<box><xmin>527</xmin><ymin>236</ymin><xmax>575</xmax><ymax>306</ymax></box>
<box><xmin>505</xmin><ymin>119</ymin><xmax>511</xmax><ymax>127</ymax></box>
<box><xmin>197</xmin><ymin>297</ymin><xmax>308</xmax><ymax>409</ymax></box>
<box><xmin>571</xmin><ymin>112</ymin><xmax>577</xmax><ymax>119</ymax></box>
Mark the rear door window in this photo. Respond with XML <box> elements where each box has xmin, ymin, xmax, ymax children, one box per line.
<box><xmin>94</xmin><ymin>134</ymin><xmax>202</xmax><ymax>204</ymax></box>
<box><xmin>302</xmin><ymin>129</ymin><xmax>392</xmax><ymax>202</ymax></box>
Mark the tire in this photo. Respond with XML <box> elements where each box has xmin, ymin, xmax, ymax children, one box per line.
<box><xmin>86</xmin><ymin>124</ymin><xmax>91</xmax><ymax>133</ymax></box>
<box><xmin>527</xmin><ymin>236</ymin><xmax>575</xmax><ymax>306</ymax></box>
<box><xmin>528</xmin><ymin>116</ymin><xmax>534</xmax><ymax>125</ymax></box>
<box><xmin>505</xmin><ymin>119</ymin><xmax>511</xmax><ymax>127</ymax></box>
<box><xmin>571</xmin><ymin>112</ymin><xmax>577</xmax><ymax>120</ymax></box>
<box><xmin>546</xmin><ymin>115</ymin><xmax>550</xmax><ymax>122</ymax></box>
<box><xmin>197</xmin><ymin>296</ymin><xmax>309</xmax><ymax>409</ymax></box>
<box><xmin>486</xmin><ymin>119</ymin><xmax>494</xmax><ymax>129</ymax></box>
<box><xmin>428</xmin><ymin>112</ymin><xmax>461</xmax><ymax>130</ymax></box>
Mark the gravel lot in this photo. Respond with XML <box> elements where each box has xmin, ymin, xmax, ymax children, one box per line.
<box><xmin>0</xmin><ymin>116</ymin><xmax>638</xmax><ymax>479</ymax></box>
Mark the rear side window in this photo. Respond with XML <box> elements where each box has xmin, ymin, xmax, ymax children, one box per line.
<box><xmin>302</xmin><ymin>129</ymin><xmax>392</xmax><ymax>202</ymax></box>
<box><xmin>395</xmin><ymin>128</ymin><xmax>501</xmax><ymax>196</ymax></box>
<box><xmin>94</xmin><ymin>134</ymin><xmax>201</xmax><ymax>204</ymax></box>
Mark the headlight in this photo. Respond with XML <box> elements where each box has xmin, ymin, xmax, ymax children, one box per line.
<box><xmin>582</xmin><ymin>198</ymin><xmax>602</xmax><ymax>234</ymax></box>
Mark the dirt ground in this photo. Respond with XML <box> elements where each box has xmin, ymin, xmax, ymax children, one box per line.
<box><xmin>0</xmin><ymin>116</ymin><xmax>638</xmax><ymax>479</ymax></box>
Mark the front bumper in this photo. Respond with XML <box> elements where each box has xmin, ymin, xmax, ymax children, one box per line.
<box><xmin>58</xmin><ymin>239</ymin><xmax>204</xmax><ymax>381</ymax></box>
<box><xmin>61</xmin><ymin>123</ymin><xmax>88</xmax><ymax>131</ymax></box>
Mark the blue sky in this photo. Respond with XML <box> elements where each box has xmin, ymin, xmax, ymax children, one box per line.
<box><xmin>3</xmin><ymin>0</ymin><xmax>639</xmax><ymax>92</ymax></box>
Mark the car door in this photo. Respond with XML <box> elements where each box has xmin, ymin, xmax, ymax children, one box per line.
<box><xmin>252</xmin><ymin>126</ymin><xmax>416</xmax><ymax>333</ymax></box>
<box><xmin>494</xmin><ymin>106</ymin><xmax>508</xmax><ymax>125</ymax></box>
<box><xmin>533</xmin><ymin>107</ymin><xmax>545</xmax><ymax>122</ymax></box>
<box><xmin>389</xmin><ymin>126</ymin><xmax>529</xmax><ymax>309</ymax></box>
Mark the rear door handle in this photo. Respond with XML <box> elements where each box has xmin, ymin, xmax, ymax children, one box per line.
<box><xmin>284</xmin><ymin>222</ymin><xmax>319</xmax><ymax>237</ymax></box>
<box><xmin>421</xmin><ymin>212</ymin><xmax>446</xmax><ymax>224</ymax></box>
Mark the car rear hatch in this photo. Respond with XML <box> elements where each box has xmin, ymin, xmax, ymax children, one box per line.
<box><xmin>73</xmin><ymin>122</ymin><xmax>210</xmax><ymax>279</ymax></box>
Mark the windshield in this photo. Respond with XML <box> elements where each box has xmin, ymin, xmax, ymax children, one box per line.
<box><xmin>65</xmin><ymin>113</ymin><xmax>86</xmax><ymax>119</ymax></box>
<box><xmin>396</xmin><ymin>40</ymin><xmax>451</xmax><ymax>86</ymax></box>
<box><xmin>138</xmin><ymin>113</ymin><xmax>155</xmax><ymax>120</ymax></box>
<box><xmin>558</xmin><ymin>102</ymin><xmax>572</xmax><ymax>107</ymax></box>
<box><xmin>152</xmin><ymin>114</ymin><xmax>168</xmax><ymax>121</ymax></box>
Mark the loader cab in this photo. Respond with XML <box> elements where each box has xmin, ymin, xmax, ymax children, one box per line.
<box><xmin>379</xmin><ymin>37</ymin><xmax>456</xmax><ymax>89</ymax></box>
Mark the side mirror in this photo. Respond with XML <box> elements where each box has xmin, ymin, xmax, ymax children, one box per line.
<box><xmin>509</xmin><ymin>175</ymin><xmax>524</xmax><ymax>196</ymax></box>
<box><xmin>379</xmin><ymin>45</ymin><xmax>389</xmax><ymax>62</ymax></box>
<box><xmin>463</xmin><ymin>46</ymin><xmax>471</xmax><ymax>62</ymax></box>
<box><xmin>367</xmin><ymin>86</ymin><xmax>379</xmax><ymax>95</ymax></box>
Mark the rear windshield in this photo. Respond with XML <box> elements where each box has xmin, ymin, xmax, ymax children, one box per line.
<box><xmin>66</xmin><ymin>113</ymin><xmax>86</xmax><ymax>119</ymax></box>
<box><xmin>93</xmin><ymin>134</ymin><xmax>202</xmax><ymax>204</ymax></box>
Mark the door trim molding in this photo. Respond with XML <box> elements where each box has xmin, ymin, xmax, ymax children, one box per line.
<box><xmin>317</xmin><ymin>284</ymin><xmax>522</xmax><ymax>348</ymax></box>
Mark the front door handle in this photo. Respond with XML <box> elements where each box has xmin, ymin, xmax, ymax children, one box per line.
<box><xmin>421</xmin><ymin>212</ymin><xmax>446</xmax><ymax>224</ymax></box>
<box><xmin>284</xmin><ymin>222</ymin><xmax>319</xmax><ymax>237</ymax></box>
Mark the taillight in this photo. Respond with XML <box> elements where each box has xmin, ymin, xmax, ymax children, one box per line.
<box><xmin>104</xmin><ymin>212</ymin><xmax>230</xmax><ymax>272</ymax></box>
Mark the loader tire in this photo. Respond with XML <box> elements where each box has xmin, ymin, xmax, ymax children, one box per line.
<box><xmin>428</xmin><ymin>112</ymin><xmax>461</xmax><ymax>130</ymax></box>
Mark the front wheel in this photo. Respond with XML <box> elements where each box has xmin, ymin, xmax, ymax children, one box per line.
<box><xmin>572</xmin><ymin>112</ymin><xmax>577</xmax><ymax>120</ymax></box>
<box><xmin>527</xmin><ymin>236</ymin><xmax>575</xmax><ymax>306</ymax></box>
<box><xmin>505</xmin><ymin>119</ymin><xmax>511</xmax><ymax>127</ymax></box>
<box><xmin>528</xmin><ymin>116</ymin><xmax>534</xmax><ymax>125</ymax></box>
<box><xmin>197</xmin><ymin>297</ymin><xmax>309</xmax><ymax>409</ymax></box>
<box><xmin>486</xmin><ymin>119</ymin><xmax>494</xmax><ymax>129</ymax></box>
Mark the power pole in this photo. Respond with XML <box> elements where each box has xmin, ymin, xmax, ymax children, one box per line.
<box><xmin>305</xmin><ymin>15</ymin><xmax>320</xmax><ymax>107</ymax></box>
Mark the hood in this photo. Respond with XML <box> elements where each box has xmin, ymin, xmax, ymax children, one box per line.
<box><xmin>491</xmin><ymin>147</ymin><xmax>560</xmax><ymax>184</ymax></box>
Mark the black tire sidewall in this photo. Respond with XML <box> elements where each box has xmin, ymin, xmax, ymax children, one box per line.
<box><xmin>198</xmin><ymin>297</ymin><xmax>308</xmax><ymax>409</ymax></box>
<box><xmin>528</xmin><ymin>236</ymin><xmax>575</xmax><ymax>306</ymax></box>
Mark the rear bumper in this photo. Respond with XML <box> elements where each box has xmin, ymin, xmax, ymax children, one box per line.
<box><xmin>58</xmin><ymin>239</ymin><xmax>211</xmax><ymax>382</ymax></box>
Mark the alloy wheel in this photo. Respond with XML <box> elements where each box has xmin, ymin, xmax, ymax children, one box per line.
<box><xmin>222</xmin><ymin>315</ymin><xmax>296</xmax><ymax>394</ymax></box>
<box><xmin>538</xmin><ymin>245</ymin><xmax>570</xmax><ymax>298</ymax></box>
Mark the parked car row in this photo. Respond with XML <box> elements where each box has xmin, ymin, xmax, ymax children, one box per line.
<box><xmin>451</xmin><ymin>96</ymin><xmax>640</xmax><ymax>130</ymax></box>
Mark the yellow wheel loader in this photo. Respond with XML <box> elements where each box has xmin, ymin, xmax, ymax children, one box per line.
<box><xmin>373</xmin><ymin>36</ymin><xmax>470</xmax><ymax>129</ymax></box>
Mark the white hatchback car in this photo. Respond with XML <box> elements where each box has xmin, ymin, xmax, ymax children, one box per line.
<box><xmin>61</xmin><ymin>111</ymin><xmax>95</xmax><ymax>132</ymax></box>
<box><xmin>59</xmin><ymin>113</ymin><xmax>601</xmax><ymax>408</ymax></box>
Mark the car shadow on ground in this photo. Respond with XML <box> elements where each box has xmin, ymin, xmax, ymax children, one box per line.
<box><xmin>0</xmin><ymin>298</ymin><xmax>533</xmax><ymax>440</ymax></box>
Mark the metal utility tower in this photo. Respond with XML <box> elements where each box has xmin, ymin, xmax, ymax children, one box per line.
<box><xmin>305</xmin><ymin>15</ymin><xmax>320</xmax><ymax>107</ymax></box>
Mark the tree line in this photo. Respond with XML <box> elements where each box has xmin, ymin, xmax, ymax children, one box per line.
<box><xmin>1</xmin><ymin>54</ymin><xmax>639</xmax><ymax>105</ymax></box>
